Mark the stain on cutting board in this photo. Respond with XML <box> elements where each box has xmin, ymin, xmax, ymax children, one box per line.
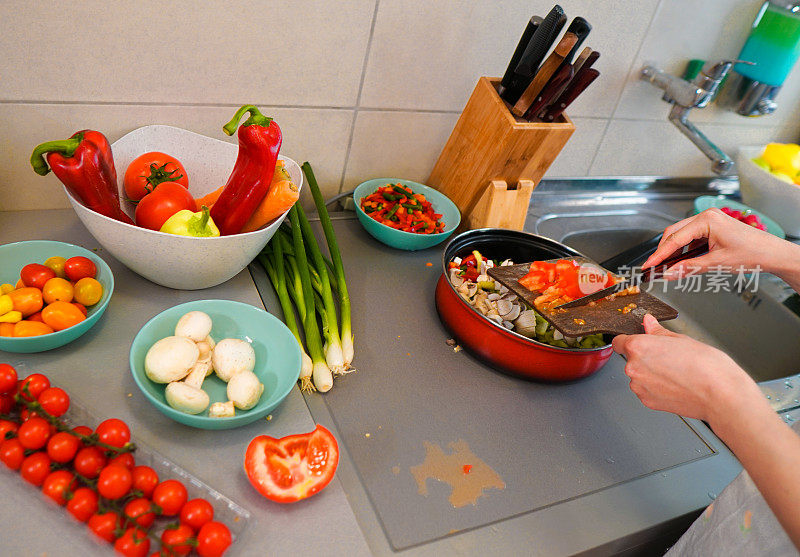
<box><xmin>410</xmin><ymin>439</ymin><xmax>505</xmax><ymax>508</ymax></box>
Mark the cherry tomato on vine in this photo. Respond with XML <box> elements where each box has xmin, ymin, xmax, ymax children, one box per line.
<box><xmin>18</xmin><ymin>373</ymin><xmax>50</xmax><ymax>401</ymax></box>
<box><xmin>132</xmin><ymin>465</ymin><xmax>159</xmax><ymax>498</ymax></box>
<box><xmin>20</xmin><ymin>263</ymin><xmax>56</xmax><ymax>289</ymax></box>
<box><xmin>196</xmin><ymin>521</ymin><xmax>232</xmax><ymax>557</ymax></box>
<box><xmin>66</xmin><ymin>487</ymin><xmax>99</xmax><ymax>522</ymax></box>
<box><xmin>44</xmin><ymin>256</ymin><xmax>67</xmax><ymax>279</ymax></box>
<box><xmin>64</xmin><ymin>256</ymin><xmax>96</xmax><ymax>283</ymax></box>
<box><xmin>124</xmin><ymin>497</ymin><xmax>156</xmax><ymax>529</ymax></box>
<box><xmin>0</xmin><ymin>394</ymin><xmax>15</xmax><ymax>414</ymax></box>
<box><xmin>38</xmin><ymin>386</ymin><xmax>70</xmax><ymax>417</ymax></box>
<box><xmin>161</xmin><ymin>523</ymin><xmax>194</xmax><ymax>556</ymax></box>
<box><xmin>0</xmin><ymin>363</ymin><xmax>18</xmax><ymax>394</ymax></box>
<box><xmin>17</xmin><ymin>416</ymin><xmax>52</xmax><ymax>450</ymax></box>
<box><xmin>47</xmin><ymin>431</ymin><xmax>81</xmax><ymax>463</ymax></box>
<box><xmin>114</xmin><ymin>527</ymin><xmax>151</xmax><ymax>557</ymax></box>
<box><xmin>97</xmin><ymin>464</ymin><xmax>133</xmax><ymax>500</ymax></box>
<box><xmin>73</xmin><ymin>277</ymin><xmax>103</xmax><ymax>306</ymax></box>
<box><xmin>42</xmin><ymin>469</ymin><xmax>76</xmax><ymax>506</ymax></box>
<box><xmin>0</xmin><ymin>438</ymin><xmax>25</xmax><ymax>470</ymax></box>
<box><xmin>88</xmin><ymin>511</ymin><xmax>121</xmax><ymax>543</ymax></box>
<box><xmin>95</xmin><ymin>418</ymin><xmax>131</xmax><ymax>448</ymax></box>
<box><xmin>152</xmin><ymin>479</ymin><xmax>188</xmax><ymax>516</ymax></box>
<box><xmin>20</xmin><ymin>407</ymin><xmax>42</xmax><ymax>421</ymax></box>
<box><xmin>124</xmin><ymin>152</ymin><xmax>189</xmax><ymax>202</ymax></box>
<box><xmin>0</xmin><ymin>419</ymin><xmax>18</xmax><ymax>440</ymax></box>
<box><xmin>74</xmin><ymin>446</ymin><xmax>107</xmax><ymax>479</ymax></box>
<box><xmin>180</xmin><ymin>498</ymin><xmax>214</xmax><ymax>531</ymax></box>
<box><xmin>42</xmin><ymin>277</ymin><xmax>74</xmax><ymax>304</ymax></box>
<box><xmin>134</xmin><ymin>182</ymin><xmax>196</xmax><ymax>231</ymax></box>
<box><xmin>109</xmin><ymin>451</ymin><xmax>135</xmax><ymax>469</ymax></box>
<box><xmin>20</xmin><ymin>451</ymin><xmax>51</xmax><ymax>486</ymax></box>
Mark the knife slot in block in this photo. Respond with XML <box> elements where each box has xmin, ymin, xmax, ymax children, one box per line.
<box><xmin>466</xmin><ymin>180</ymin><xmax>534</xmax><ymax>230</ymax></box>
<box><xmin>427</xmin><ymin>77</ymin><xmax>574</xmax><ymax>231</ymax></box>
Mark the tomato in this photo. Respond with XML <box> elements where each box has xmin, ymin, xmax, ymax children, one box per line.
<box><xmin>0</xmin><ymin>419</ymin><xmax>18</xmax><ymax>440</ymax></box>
<box><xmin>18</xmin><ymin>373</ymin><xmax>50</xmax><ymax>401</ymax></box>
<box><xmin>27</xmin><ymin>311</ymin><xmax>44</xmax><ymax>323</ymax></box>
<box><xmin>88</xmin><ymin>511</ymin><xmax>121</xmax><ymax>543</ymax></box>
<box><xmin>0</xmin><ymin>323</ymin><xmax>14</xmax><ymax>337</ymax></box>
<box><xmin>17</xmin><ymin>416</ymin><xmax>52</xmax><ymax>450</ymax></box>
<box><xmin>44</xmin><ymin>256</ymin><xmax>67</xmax><ymax>279</ymax></box>
<box><xmin>8</xmin><ymin>287</ymin><xmax>44</xmax><ymax>317</ymax></box>
<box><xmin>135</xmin><ymin>182</ymin><xmax>196</xmax><ymax>231</ymax></box>
<box><xmin>64</xmin><ymin>256</ymin><xmax>97</xmax><ymax>282</ymax></box>
<box><xmin>42</xmin><ymin>300</ymin><xmax>86</xmax><ymax>331</ymax></box>
<box><xmin>72</xmin><ymin>425</ymin><xmax>93</xmax><ymax>446</ymax></box>
<box><xmin>114</xmin><ymin>527</ymin><xmax>151</xmax><ymax>557</ymax></box>
<box><xmin>67</xmin><ymin>487</ymin><xmax>99</xmax><ymax>522</ymax></box>
<box><xmin>73</xmin><ymin>277</ymin><xmax>103</xmax><ymax>306</ymax></box>
<box><xmin>96</xmin><ymin>418</ymin><xmax>131</xmax><ymax>448</ymax></box>
<box><xmin>20</xmin><ymin>407</ymin><xmax>43</xmax><ymax>421</ymax></box>
<box><xmin>124</xmin><ymin>497</ymin><xmax>156</xmax><ymax>529</ymax></box>
<box><xmin>0</xmin><ymin>393</ymin><xmax>14</xmax><ymax>413</ymax></box>
<box><xmin>180</xmin><ymin>498</ymin><xmax>214</xmax><ymax>530</ymax></box>
<box><xmin>109</xmin><ymin>451</ymin><xmax>136</xmax><ymax>469</ymax></box>
<box><xmin>74</xmin><ymin>446</ymin><xmax>107</xmax><ymax>479</ymax></box>
<box><xmin>42</xmin><ymin>469</ymin><xmax>75</xmax><ymax>506</ymax></box>
<box><xmin>244</xmin><ymin>424</ymin><xmax>340</xmax><ymax>503</ymax></box>
<box><xmin>42</xmin><ymin>277</ymin><xmax>74</xmax><ymax>304</ymax></box>
<box><xmin>20</xmin><ymin>263</ymin><xmax>56</xmax><ymax>289</ymax></box>
<box><xmin>132</xmin><ymin>465</ymin><xmax>159</xmax><ymax>498</ymax></box>
<box><xmin>38</xmin><ymin>386</ymin><xmax>70</xmax><ymax>417</ymax></box>
<box><xmin>47</xmin><ymin>431</ymin><xmax>81</xmax><ymax>463</ymax></box>
<box><xmin>196</xmin><ymin>521</ymin><xmax>232</xmax><ymax>557</ymax></box>
<box><xmin>20</xmin><ymin>451</ymin><xmax>51</xmax><ymax>486</ymax></box>
<box><xmin>13</xmin><ymin>320</ymin><xmax>54</xmax><ymax>337</ymax></box>
<box><xmin>152</xmin><ymin>479</ymin><xmax>188</xmax><ymax>516</ymax></box>
<box><xmin>0</xmin><ymin>438</ymin><xmax>25</xmax><ymax>470</ymax></box>
<box><xmin>124</xmin><ymin>151</ymin><xmax>189</xmax><ymax>202</ymax></box>
<box><xmin>160</xmin><ymin>523</ymin><xmax>194</xmax><ymax>556</ymax></box>
<box><xmin>72</xmin><ymin>302</ymin><xmax>88</xmax><ymax>316</ymax></box>
<box><xmin>97</xmin><ymin>464</ymin><xmax>133</xmax><ymax>500</ymax></box>
<box><xmin>0</xmin><ymin>363</ymin><xmax>17</xmax><ymax>394</ymax></box>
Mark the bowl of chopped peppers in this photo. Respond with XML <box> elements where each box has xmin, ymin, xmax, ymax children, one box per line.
<box><xmin>353</xmin><ymin>178</ymin><xmax>460</xmax><ymax>251</ymax></box>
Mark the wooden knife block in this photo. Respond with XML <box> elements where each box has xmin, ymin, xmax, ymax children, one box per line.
<box><xmin>427</xmin><ymin>76</ymin><xmax>574</xmax><ymax>231</ymax></box>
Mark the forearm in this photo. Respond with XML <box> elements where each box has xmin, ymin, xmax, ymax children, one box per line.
<box><xmin>762</xmin><ymin>239</ymin><xmax>800</xmax><ymax>293</ymax></box>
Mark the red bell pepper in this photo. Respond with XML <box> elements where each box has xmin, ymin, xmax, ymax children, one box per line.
<box><xmin>210</xmin><ymin>105</ymin><xmax>282</xmax><ymax>235</ymax></box>
<box><xmin>30</xmin><ymin>130</ymin><xmax>133</xmax><ymax>224</ymax></box>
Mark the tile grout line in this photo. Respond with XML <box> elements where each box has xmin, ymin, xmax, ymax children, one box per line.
<box><xmin>586</xmin><ymin>0</ymin><xmax>664</xmax><ymax>175</ymax></box>
<box><xmin>337</xmin><ymin>0</ymin><xmax>382</xmax><ymax>195</ymax></box>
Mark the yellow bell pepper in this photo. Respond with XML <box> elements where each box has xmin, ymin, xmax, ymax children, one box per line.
<box><xmin>761</xmin><ymin>143</ymin><xmax>800</xmax><ymax>176</ymax></box>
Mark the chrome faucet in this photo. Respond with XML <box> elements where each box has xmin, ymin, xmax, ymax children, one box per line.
<box><xmin>641</xmin><ymin>60</ymin><xmax>753</xmax><ymax>175</ymax></box>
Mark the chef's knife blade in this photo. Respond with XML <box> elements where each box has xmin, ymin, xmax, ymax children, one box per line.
<box><xmin>512</xmin><ymin>31</ymin><xmax>577</xmax><ymax>117</ymax></box>
<box><xmin>540</xmin><ymin>67</ymin><xmax>599</xmax><ymax>122</ymax></box>
<box><xmin>497</xmin><ymin>16</ymin><xmax>542</xmax><ymax>98</ymax></box>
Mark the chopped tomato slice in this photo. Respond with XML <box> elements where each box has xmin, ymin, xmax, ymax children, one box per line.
<box><xmin>244</xmin><ymin>424</ymin><xmax>339</xmax><ymax>503</ymax></box>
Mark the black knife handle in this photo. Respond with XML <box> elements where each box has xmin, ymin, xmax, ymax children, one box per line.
<box><xmin>498</xmin><ymin>16</ymin><xmax>542</xmax><ymax>94</ymax></box>
<box><xmin>560</xmin><ymin>17</ymin><xmax>592</xmax><ymax>67</ymax></box>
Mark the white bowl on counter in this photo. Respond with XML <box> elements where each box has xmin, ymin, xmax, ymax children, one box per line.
<box><xmin>737</xmin><ymin>145</ymin><xmax>800</xmax><ymax>237</ymax></box>
<box><xmin>65</xmin><ymin>125</ymin><xmax>302</xmax><ymax>290</ymax></box>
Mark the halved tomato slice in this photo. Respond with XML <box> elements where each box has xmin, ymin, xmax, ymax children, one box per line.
<box><xmin>244</xmin><ymin>424</ymin><xmax>339</xmax><ymax>503</ymax></box>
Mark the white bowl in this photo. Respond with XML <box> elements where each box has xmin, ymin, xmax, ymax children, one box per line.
<box><xmin>737</xmin><ymin>145</ymin><xmax>800</xmax><ymax>237</ymax></box>
<box><xmin>66</xmin><ymin>125</ymin><xmax>302</xmax><ymax>290</ymax></box>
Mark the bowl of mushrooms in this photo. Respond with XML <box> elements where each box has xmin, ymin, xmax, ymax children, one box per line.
<box><xmin>129</xmin><ymin>299</ymin><xmax>302</xmax><ymax>429</ymax></box>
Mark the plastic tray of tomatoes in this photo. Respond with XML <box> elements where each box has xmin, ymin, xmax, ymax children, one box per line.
<box><xmin>0</xmin><ymin>361</ymin><xmax>251</xmax><ymax>556</ymax></box>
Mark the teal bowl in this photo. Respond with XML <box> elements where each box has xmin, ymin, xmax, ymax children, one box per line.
<box><xmin>353</xmin><ymin>178</ymin><xmax>461</xmax><ymax>250</ymax></box>
<box><xmin>130</xmin><ymin>300</ymin><xmax>301</xmax><ymax>430</ymax></box>
<box><xmin>693</xmin><ymin>195</ymin><xmax>785</xmax><ymax>239</ymax></box>
<box><xmin>0</xmin><ymin>240</ymin><xmax>114</xmax><ymax>353</ymax></box>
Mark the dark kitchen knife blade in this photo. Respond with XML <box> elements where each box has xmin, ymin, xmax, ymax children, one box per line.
<box><xmin>523</xmin><ymin>62</ymin><xmax>573</xmax><ymax>120</ymax></box>
<box><xmin>500</xmin><ymin>5</ymin><xmax>566</xmax><ymax>105</ymax></box>
<box><xmin>512</xmin><ymin>31</ymin><xmax>577</xmax><ymax>117</ymax></box>
<box><xmin>540</xmin><ymin>67</ymin><xmax>600</xmax><ymax>122</ymax></box>
<box><xmin>497</xmin><ymin>16</ymin><xmax>542</xmax><ymax>98</ymax></box>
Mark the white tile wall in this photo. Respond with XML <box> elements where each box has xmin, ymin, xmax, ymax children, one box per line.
<box><xmin>2</xmin><ymin>0</ymin><xmax>800</xmax><ymax>212</ymax></box>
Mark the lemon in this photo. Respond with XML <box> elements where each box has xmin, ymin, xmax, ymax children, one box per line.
<box><xmin>761</xmin><ymin>143</ymin><xmax>800</xmax><ymax>175</ymax></box>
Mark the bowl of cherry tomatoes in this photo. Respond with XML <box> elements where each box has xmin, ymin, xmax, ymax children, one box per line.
<box><xmin>0</xmin><ymin>240</ymin><xmax>114</xmax><ymax>353</ymax></box>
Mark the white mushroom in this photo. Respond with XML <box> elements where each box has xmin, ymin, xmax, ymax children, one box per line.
<box><xmin>227</xmin><ymin>370</ymin><xmax>264</xmax><ymax>410</ymax></box>
<box><xmin>195</xmin><ymin>335</ymin><xmax>215</xmax><ymax>377</ymax></box>
<box><xmin>174</xmin><ymin>311</ymin><xmax>213</xmax><ymax>342</ymax></box>
<box><xmin>208</xmin><ymin>401</ymin><xmax>235</xmax><ymax>418</ymax></box>
<box><xmin>144</xmin><ymin>336</ymin><xmax>199</xmax><ymax>384</ymax></box>
<box><xmin>164</xmin><ymin>351</ymin><xmax>212</xmax><ymax>414</ymax></box>
<box><xmin>212</xmin><ymin>338</ymin><xmax>255</xmax><ymax>382</ymax></box>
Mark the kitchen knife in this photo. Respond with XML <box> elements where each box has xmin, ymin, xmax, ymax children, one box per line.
<box><xmin>523</xmin><ymin>62</ymin><xmax>573</xmax><ymax>120</ymax></box>
<box><xmin>500</xmin><ymin>5</ymin><xmax>566</xmax><ymax>104</ymax></box>
<box><xmin>557</xmin><ymin>17</ymin><xmax>592</xmax><ymax>71</ymax></box>
<box><xmin>497</xmin><ymin>16</ymin><xmax>542</xmax><ymax>98</ymax></box>
<box><xmin>540</xmin><ymin>66</ymin><xmax>600</xmax><ymax>122</ymax></box>
<box><xmin>554</xmin><ymin>240</ymin><xmax>709</xmax><ymax>309</ymax></box>
<box><xmin>548</xmin><ymin>47</ymin><xmax>596</xmax><ymax>102</ymax></box>
<box><xmin>512</xmin><ymin>31</ymin><xmax>578</xmax><ymax>117</ymax></box>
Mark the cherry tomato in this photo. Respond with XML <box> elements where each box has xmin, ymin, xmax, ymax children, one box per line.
<box><xmin>244</xmin><ymin>424</ymin><xmax>340</xmax><ymax>503</ymax></box>
<box><xmin>20</xmin><ymin>451</ymin><xmax>51</xmax><ymax>486</ymax></box>
<box><xmin>20</xmin><ymin>263</ymin><xmax>56</xmax><ymax>289</ymax></box>
<box><xmin>0</xmin><ymin>393</ymin><xmax>14</xmax><ymax>414</ymax></box>
<box><xmin>95</xmin><ymin>418</ymin><xmax>131</xmax><ymax>448</ymax></box>
<box><xmin>27</xmin><ymin>311</ymin><xmax>44</xmax><ymax>323</ymax></box>
<box><xmin>109</xmin><ymin>451</ymin><xmax>136</xmax><ymax>469</ymax></box>
<box><xmin>0</xmin><ymin>419</ymin><xmax>18</xmax><ymax>440</ymax></box>
<box><xmin>42</xmin><ymin>277</ymin><xmax>74</xmax><ymax>304</ymax></box>
<box><xmin>124</xmin><ymin>152</ymin><xmax>189</xmax><ymax>202</ymax></box>
<box><xmin>64</xmin><ymin>256</ymin><xmax>97</xmax><ymax>282</ymax></box>
<box><xmin>88</xmin><ymin>511</ymin><xmax>121</xmax><ymax>543</ymax></box>
<box><xmin>180</xmin><ymin>498</ymin><xmax>214</xmax><ymax>531</ymax></box>
<box><xmin>124</xmin><ymin>497</ymin><xmax>156</xmax><ymax>529</ymax></box>
<box><xmin>8</xmin><ymin>287</ymin><xmax>44</xmax><ymax>317</ymax></box>
<box><xmin>132</xmin><ymin>465</ymin><xmax>159</xmax><ymax>498</ymax></box>
<box><xmin>47</xmin><ymin>431</ymin><xmax>81</xmax><ymax>463</ymax></box>
<box><xmin>114</xmin><ymin>527</ymin><xmax>151</xmax><ymax>557</ymax></box>
<box><xmin>66</xmin><ymin>487</ymin><xmax>99</xmax><ymax>522</ymax></box>
<box><xmin>13</xmin><ymin>320</ymin><xmax>54</xmax><ymax>337</ymax></box>
<box><xmin>17</xmin><ymin>416</ymin><xmax>52</xmax><ymax>450</ymax></box>
<box><xmin>44</xmin><ymin>256</ymin><xmax>67</xmax><ymax>279</ymax></box>
<box><xmin>97</xmin><ymin>464</ymin><xmax>133</xmax><ymax>500</ymax></box>
<box><xmin>160</xmin><ymin>523</ymin><xmax>194</xmax><ymax>556</ymax></box>
<box><xmin>72</xmin><ymin>302</ymin><xmax>88</xmax><ymax>316</ymax></box>
<box><xmin>42</xmin><ymin>469</ymin><xmax>75</xmax><ymax>506</ymax></box>
<box><xmin>0</xmin><ymin>438</ymin><xmax>25</xmax><ymax>470</ymax></box>
<box><xmin>42</xmin><ymin>300</ymin><xmax>86</xmax><ymax>331</ymax></box>
<box><xmin>18</xmin><ymin>373</ymin><xmax>50</xmax><ymax>401</ymax></box>
<box><xmin>38</xmin><ymin>386</ymin><xmax>71</xmax><ymax>417</ymax></box>
<box><xmin>0</xmin><ymin>323</ymin><xmax>14</xmax><ymax>337</ymax></box>
<box><xmin>196</xmin><ymin>521</ymin><xmax>232</xmax><ymax>557</ymax></box>
<box><xmin>72</xmin><ymin>425</ymin><xmax>93</xmax><ymax>447</ymax></box>
<box><xmin>73</xmin><ymin>446</ymin><xmax>107</xmax><ymax>479</ymax></box>
<box><xmin>73</xmin><ymin>277</ymin><xmax>103</xmax><ymax>306</ymax></box>
<box><xmin>152</xmin><ymin>479</ymin><xmax>188</xmax><ymax>516</ymax></box>
<box><xmin>0</xmin><ymin>363</ymin><xmax>17</xmax><ymax>394</ymax></box>
<box><xmin>135</xmin><ymin>182</ymin><xmax>196</xmax><ymax>231</ymax></box>
<box><xmin>20</xmin><ymin>407</ymin><xmax>43</xmax><ymax>421</ymax></box>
